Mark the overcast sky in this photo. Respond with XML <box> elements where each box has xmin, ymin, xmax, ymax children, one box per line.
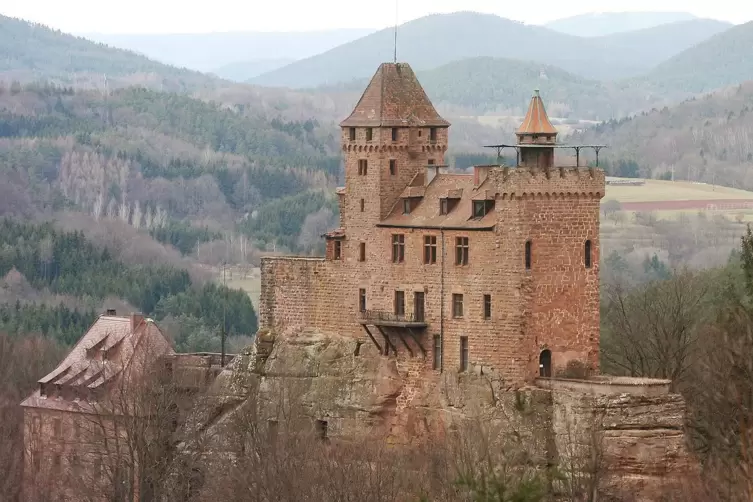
<box><xmin>3</xmin><ymin>0</ymin><xmax>751</xmax><ymax>34</ymax></box>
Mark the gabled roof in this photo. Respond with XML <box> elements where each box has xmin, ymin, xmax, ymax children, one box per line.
<box><xmin>340</xmin><ymin>62</ymin><xmax>450</xmax><ymax>128</ymax></box>
<box><xmin>516</xmin><ymin>89</ymin><xmax>558</xmax><ymax>136</ymax></box>
<box><xmin>21</xmin><ymin>314</ymin><xmax>174</xmax><ymax>412</ymax></box>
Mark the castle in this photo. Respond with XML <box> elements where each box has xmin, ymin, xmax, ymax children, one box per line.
<box><xmin>260</xmin><ymin>62</ymin><xmax>605</xmax><ymax>384</ymax></box>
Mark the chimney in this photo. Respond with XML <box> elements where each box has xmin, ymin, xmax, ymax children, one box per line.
<box><xmin>474</xmin><ymin>166</ymin><xmax>491</xmax><ymax>187</ymax></box>
<box><xmin>106</xmin><ymin>309</ymin><xmax>117</xmax><ymax>316</ymax></box>
<box><xmin>130</xmin><ymin>312</ymin><xmax>145</xmax><ymax>332</ymax></box>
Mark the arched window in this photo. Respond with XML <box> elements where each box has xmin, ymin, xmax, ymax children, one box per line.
<box><xmin>585</xmin><ymin>240</ymin><xmax>592</xmax><ymax>268</ymax></box>
<box><xmin>539</xmin><ymin>350</ymin><xmax>552</xmax><ymax>378</ymax></box>
<box><xmin>525</xmin><ymin>240</ymin><xmax>532</xmax><ymax>270</ymax></box>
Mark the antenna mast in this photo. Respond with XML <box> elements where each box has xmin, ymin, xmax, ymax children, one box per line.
<box><xmin>394</xmin><ymin>0</ymin><xmax>399</xmax><ymax>63</ymax></box>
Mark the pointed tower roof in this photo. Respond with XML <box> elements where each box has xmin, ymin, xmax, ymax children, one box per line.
<box><xmin>516</xmin><ymin>89</ymin><xmax>558</xmax><ymax>136</ymax></box>
<box><xmin>340</xmin><ymin>62</ymin><xmax>450</xmax><ymax>128</ymax></box>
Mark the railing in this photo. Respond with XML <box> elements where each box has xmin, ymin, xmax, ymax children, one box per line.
<box><xmin>359</xmin><ymin>310</ymin><xmax>426</xmax><ymax>324</ymax></box>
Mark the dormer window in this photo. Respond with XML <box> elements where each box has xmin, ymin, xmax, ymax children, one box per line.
<box><xmin>440</xmin><ymin>198</ymin><xmax>459</xmax><ymax>215</ymax></box>
<box><xmin>349</xmin><ymin>128</ymin><xmax>356</xmax><ymax>141</ymax></box>
<box><xmin>366</xmin><ymin>128</ymin><xmax>373</xmax><ymax>141</ymax></box>
<box><xmin>403</xmin><ymin>199</ymin><xmax>411</xmax><ymax>215</ymax></box>
<box><xmin>472</xmin><ymin>200</ymin><xmax>495</xmax><ymax>219</ymax></box>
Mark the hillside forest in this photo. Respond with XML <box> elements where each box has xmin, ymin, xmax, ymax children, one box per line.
<box><xmin>2</xmin><ymin>9</ymin><xmax>753</xmax><ymax>499</ymax></box>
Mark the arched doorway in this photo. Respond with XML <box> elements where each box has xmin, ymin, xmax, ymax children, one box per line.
<box><xmin>539</xmin><ymin>350</ymin><xmax>552</xmax><ymax>378</ymax></box>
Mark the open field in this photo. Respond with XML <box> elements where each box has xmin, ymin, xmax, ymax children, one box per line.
<box><xmin>605</xmin><ymin>179</ymin><xmax>753</xmax><ymax>203</ymax></box>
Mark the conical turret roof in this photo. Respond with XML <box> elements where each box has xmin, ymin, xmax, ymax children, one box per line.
<box><xmin>340</xmin><ymin>63</ymin><xmax>450</xmax><ymax>128</ymax></box>
<box><xmin>516</xmin><ymin>89</ymin><xmax>557</xmax><ymax>136</ymax></box>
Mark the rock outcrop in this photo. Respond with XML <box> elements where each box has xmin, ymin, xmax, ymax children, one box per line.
<box><xmin>193</xmin><ymin>327</ymin><xmax>697</xmax><ymax>500</ymax></box>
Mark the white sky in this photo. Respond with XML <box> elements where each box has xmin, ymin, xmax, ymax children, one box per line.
<box><xmin>3</xmin><ymin>0</ymin><xmax>750</xmax><ymax>34</ymax></box>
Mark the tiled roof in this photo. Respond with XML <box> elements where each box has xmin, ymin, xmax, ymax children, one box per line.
<box><xmin>516</xmin><ymin>89</ymin><xmax>558</xmax><ymax>136</ymax></box>
<box><xmin>379</xmin><ymin>174</ymin><xmax>496</xmax><ymax>230</ymax></box>
<box><xmin>21</xmin><ymin>314</ymin><xmax>174</xmax><ymax>412</ymax></box>
<box><xmin>340</xmin><ymin>63</ymin><xmax>450</xmax><ymax>128</ymax></box>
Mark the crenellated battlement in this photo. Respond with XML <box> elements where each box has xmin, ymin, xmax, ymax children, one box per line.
<box><xmin>485</xmin><ymin>165</ymin><xmax>606</xmax><ymax>198</ymax></box>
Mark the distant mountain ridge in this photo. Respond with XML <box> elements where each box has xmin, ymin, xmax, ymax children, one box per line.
<box><xmin>544</xmin><ymin>11</ymin><xmax>703</xmax><ymax>36</ymax></box>
<box><xmin>211</xmin><ymin>58</ymin><xmax>296</xmax><ymax>82</ymax></box>
<box><xmin>250</xmin><ymin>12</ymin><xmax>732</xmax><ymax>88</ymax></box>
<box><xmin>0</xmin><ymin>14</ymin><xmax>220</xmax><ymax>91</ymax></box>
<box><xmin>81</xmin><ymin>29</ymin><xmax>375</xmax><ymax>72</ymax></box>
<box><xmin>641</xmin><ymin>21</ymin><xmax>753</xmax><ymax>94</ymax></box>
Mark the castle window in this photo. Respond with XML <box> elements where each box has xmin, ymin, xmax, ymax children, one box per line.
<box><xmin>414</xmin><ymin>292</ymin><xmax>425</xmax><ymax>322</ymax></box>
<box><xmin>392</xmin><ymin>127</ymin><xmax>398</xmax><ymax>141</ymax></box>
<box><xmin>525</xmin><ymin>240</ymin><xmax>532</xmax><ymax>270</ymax></box>
<box><xmin>455</xmin><ymin>237</ymin><xmax>469</xmax><ymax>266</ymax></box>
<box><xmin>459</xmin><ymin>336</ymin><xmax>469</xmax><ymax>372</ymax></box>
<box><xmin>360</xmin><ymin>198</ymin><xmax>365</xmax><ymax>212</ymax></box>
<box><xmin>433</xmin><ymin>335</ymin><xmax>441</xmax><ymax>370</ymax></box>
<box><xmin>390</xmin><ymin>159</ymin><xmax>397</xmax><ymax>175</ymax></box>
<box><xmin>359</xmin><ymin>242</ymin><xmax>366</xmax><ymax>262</ymax></box>
<box><xmin>349</xmin><ymin>127</ymin><xmax>356</xmax><ymax>141</ymax></box>
<box><xmin>430</xmin><ymin>127</ymin><xmax>437</xmax><ymax>142</ymax></box>
<box><xmin>472</xmin><ymin>200</ymin><xmax>495</xmax><ymax>219</ymax></box>
<box><xmin>403</xmin><ymin>198</ymin><xmax>411</xmax><ymax>215</ymax></box>
<box><xmin>452</xmin><ymin>294</ymin><xmax>464</xmax><ymax>318</ymax></box>
<box><xmin>392</xmin><ymin>234</ymin><xmax>405</xmax><ymax>263</ymax></box>
<box><xmin>394</xmin><ymin>291</ymin><xmax>405</xmax><ymax>317</ymax></box>
<box><xmin>440</xmin><ymin>199</ymin><xmax>448</xmax><ymax>215</ymax></box>
<box><xmin>366</xmin><ymin>128</ymin><xmax>373</xmax><ymax>141</ymax></box>
<box><xmin>53</xmin><ymin>418</ymin><xmax>61</xmax><ymax>438</ymax></box>
<box><xmin>333</xmin><ymin>241</ymin><xmax>342</xmax><ymax>260</ymax></box>
<box><xmin>424</xmin><ymin>236</ymin><xmax>437</xmax><ymax>264</ymax></box>
<box><xmin>585</xmin><ymin>240</ymin><xmax>592</xmax><ymax>268</ymax></box>
<box><xmin>359</xmin><ymin>288</ymin><xmax>366</xmax><ymax>312</ymax></box>
<box><xmin>315</xmin><ymin>420</ymin><xmax>328</xmax><ymax>441</ymax></box>
<box><xmin>428</xmin><ymin>158</ymin><xmax>435</xmax><ymax>165</ymax></box>
<box><xmin>483</xmin><ymin>294</ymin><xmax>492</xmax><ymax>320</ymax></box>
<box><xmin>358</xmin><ymin>159</ymin><xmax>368</xmax><ymax>175</ymax></box>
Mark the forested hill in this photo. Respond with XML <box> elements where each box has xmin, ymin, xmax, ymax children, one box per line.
<box><xmin>0</xmin><ymin>219</ymin><xmax>256</xmax><ymax>351</ymax></box>
<box><xmin>250</xmin><ymin>12</ymin><xmax>731</xmax><ymax>87</ymax></box>
<box><xmin>0</xmin><ymin>14</ymin><xmax>220</xmax><ymax>91</ymax></box>
<box><xmin>319</xmin><ymin>57</ymin><xmax>659</xmax><ymax>120</ymax></box>
<box><xmin>640</xmin><ymin>21</ymin><xmax>753</xmax><ymax>94</ymax></box>
<box><xmin>0</xmin><ymin>82</ymin><xmax>341</xmax><ymax>254</ymax></box>
<box><xmin>572</xmin><ymin>82</ymin><xmax>753</xmax><ymax>190</ymax></box>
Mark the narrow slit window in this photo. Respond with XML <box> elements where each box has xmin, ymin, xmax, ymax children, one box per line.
<box><xmin>366</xmin><ymin>128</ymin><xmax>373</xmax><ymax>141</ymax></box>
<box><xmin>430</xmin><ymin>127</ymin><xmax>437</xmax><ymax>142</ymax></box>
<box><xmin>525</xmin><ymin>240</ymin><xmax>532</xmax><ymax>270</ymax></box>
<box><xmin>459</xmin><ymin>337</ymin><xmax>469</xmax><ymax>372</ymax></box>
<box><xmin>349</xmin><ymin>127</ymin><xmax>356</xmax><ymax>141</ymax></box>
<box><xmin>359</xmin><ymin>288</ymin><xmax>366</xmax><ymax>312</ymax></box>
<box><xmin>483</xmin><ymin>294</ymin><xmax>492</xmax><ymax>320</ymax></box>
<box><xmin>359</xmin><ymin>242</ymin><xmax>366</xmax><ymax>262</ymax></box>
<box><xmin>392</xmin><ymin>127</ymin><xmax>398</xmax><ymax>141</ymax></box>
<box><xmin>333</xmin><ymin>241</ymin><xmax>342</xmax><ymax>260</ymax></box>
<box><xmin>360</xmin><ymin>198</ymin><xmax>365</xmax><ymax>212</ymax></box>
<box><xmin>433</xmin><ymin>335</ymin><xmax>441</xmax><ymax>370</ymax></box>
<box><xmin>390</xmin><ymin>159</ymin><xmax>397</xmax><ymax>175</ymax></box>
<box><xmin>585</xmin><ymin>240</ymin><xmax>592</xmax><ymax>268</ymax></box>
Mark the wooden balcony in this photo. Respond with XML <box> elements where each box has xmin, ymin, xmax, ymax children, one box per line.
<box><xmin>358</xmin><ymin>310</ymin><xmax>427</xmax><ymax>328</ymax></box>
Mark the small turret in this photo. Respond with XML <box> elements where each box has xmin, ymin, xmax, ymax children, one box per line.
<box><xmin>516</xmin><ymin>89</ymin><xmax>557</xmax><ymax>168</ymax></box>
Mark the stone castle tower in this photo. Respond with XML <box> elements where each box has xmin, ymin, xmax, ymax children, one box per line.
<box><xmin>260</xmin><ymin>62</ymin><xmax>604</xmax><ymax>385</ymax></box>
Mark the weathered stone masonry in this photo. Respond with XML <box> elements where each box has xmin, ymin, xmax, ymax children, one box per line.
<box><xmin>259</xmin><ymin>62</ymin><xmax>603</xmax><ymax>386</ymax></box>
